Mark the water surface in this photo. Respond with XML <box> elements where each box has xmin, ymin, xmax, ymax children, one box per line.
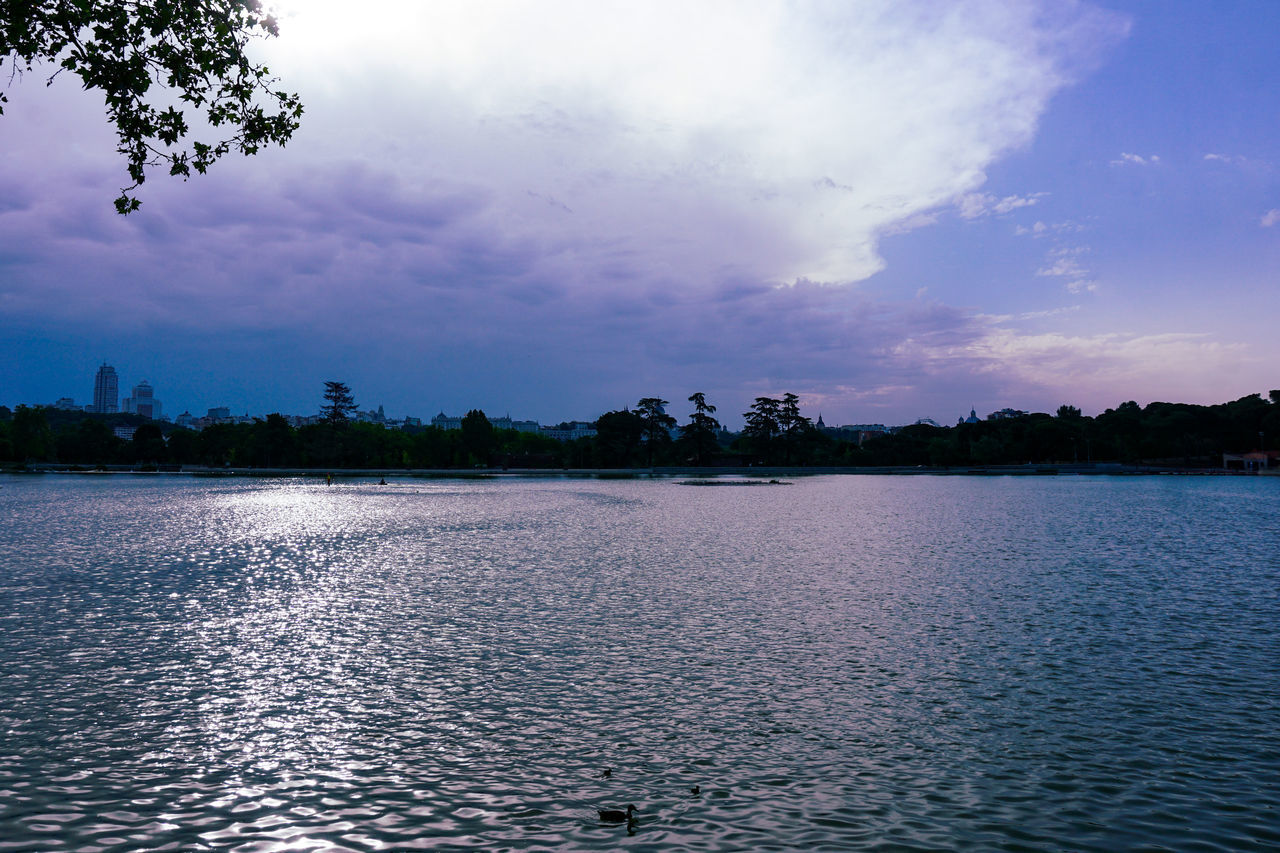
<box><xmin>1</xmin><ymin>474</ymin><xmax>1277</xmax><ymax>851</ymax></box>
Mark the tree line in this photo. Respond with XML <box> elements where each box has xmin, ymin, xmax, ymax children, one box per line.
<box><xmin>1</xmin><ymin>388</ymin><xmax>1277</xmax><ymax>470</ymax></box>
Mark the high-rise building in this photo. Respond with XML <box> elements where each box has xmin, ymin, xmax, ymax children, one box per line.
<box><xmin>122</xmin><ymin>380</ymin><xmax>161</xmax><ymax>419</ymax></box>
<box><xmin>91</xmin><ymin>363</ymin><xmax>119</xmax><ymax>414</ymax></box>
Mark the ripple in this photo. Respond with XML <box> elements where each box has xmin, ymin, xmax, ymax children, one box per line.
<box><xmin>0</xmin><ymin>474</ymin><xmax>1278</xmax><ymax>850</ymax></box>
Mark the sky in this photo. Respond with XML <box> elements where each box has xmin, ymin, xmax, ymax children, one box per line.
<box><xmin>1</xmin><ymin>0</ymin><xmax>1277</xmax><ymax>428</ymax></box>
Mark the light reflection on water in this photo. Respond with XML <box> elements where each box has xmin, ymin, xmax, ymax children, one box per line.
<box><xmin>1</xmin><ymin>474</ymin><xmax>1278</xmax><ymax>851</ymax></box>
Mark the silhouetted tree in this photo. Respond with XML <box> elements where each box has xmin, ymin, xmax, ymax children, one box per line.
<box><xmin>593</xmin><ymin>409</ymin><xmax>645</xmax><ymax>467</ymax></box>
<box><xmin>247</xmin><ymin>413</ymin><xmax>296</xmax><ymax>467</ymax></box>
<box><xmin>322</xmin><ymin>381</ymin><xmax>357</xmax><ymax>425</ymax></box>
<box><xmin>130</xmin><ymin>423</ymin><xmax>167</xmax><ymax>465</ymax></box>
<box><xmin>196</xmin><ymin>422</ymin><xmax>239</xmax><ymax>466</ymax></box>
<box><xmin>742</xmin><ymin>396</ymin><xmax>781</xmax><ymax>464</ymax></box>
<box><xmin>680</xmin><ymin>392</ymin><xmax>721</xmax><ymax>466</ymax></box>
<box><xmin>2</xmin><ymin>1</ymin><xmax>302</xmax><ymax>212</ymax></box>
<box><xmin>55</xmin><ymin>417</ymin><xmax>121</xmax><ymax>465</ymax></box>
<box><xmin>777</xmin><ymin>393</ymin><xmax>812</xmax><ymax>464</ymax></box>
<box><xmin>636</xmin><ymin>397</ymin><xmax>676</xmax><ymax>467</ymax></box>
<box><xmin>11</xmin><ymin>405</ymin><xmax>54</xmax><ymax>461</ymax></box>
<box><xmin>165</xmin><ymin>427</ymin><xmax>198</xmax><ymax>465</ymax></box>
<box><xmin>461</xmin><ymin>409</ymin><xmax>495</xmax><ymax>465</ymax></box>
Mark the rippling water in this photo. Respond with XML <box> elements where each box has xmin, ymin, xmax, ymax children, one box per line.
<box><xmin>1</xmin><ymin>473</ymin><xmax>1278</xmax><ymax>851</ymax></box>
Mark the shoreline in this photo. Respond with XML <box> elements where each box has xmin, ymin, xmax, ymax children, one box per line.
<box><xmin>3</xmin><ymin>463</ymin><xmax>1271</xmax><ymax>478</ymax></box>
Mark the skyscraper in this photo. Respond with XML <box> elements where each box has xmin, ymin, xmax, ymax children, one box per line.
<box><xmin>122</xmin><ymin>380</ymin><xmax>161</xmax><ymax>419</ymax></box>
<box><xmin>92</xmin><ymin>363</ymin><xmax>119</xmax><ymax>414</ymax></box>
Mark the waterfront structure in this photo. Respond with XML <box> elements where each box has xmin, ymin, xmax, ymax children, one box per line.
<box><xmin>91</xmin><ymin>363</ymin><xmax>119</xmax><ymax>414</ymax></box>
<box><xmin>1223</xmin><ymin>450</ymin><xmax>1279</xmax><ymax>471</ymax></box>
<box><xmin>122</xmin><ymin>380</ymin><xmax>162</xmax><ymax>419</ymax></box>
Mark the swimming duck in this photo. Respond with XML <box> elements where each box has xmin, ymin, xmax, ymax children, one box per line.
<box><xmin>690</xmin><ymin>785</ymin><xmax>701</xmax><ymax>796</ymax></box>
<box><xmin>598</xmin><ymin>804</ymin><xmax>636</xmax><ymax>823</ymax></box>
<box><xmin>600</xmin><ymin>768</ymin><xmax>612</xmax><ymax>778</ymax></box>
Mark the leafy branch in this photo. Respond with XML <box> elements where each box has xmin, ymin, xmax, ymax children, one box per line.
<box><xmin>1</xmin><ymin>0</ymin><xmax>303</xmax><ymax>212</ymax></box>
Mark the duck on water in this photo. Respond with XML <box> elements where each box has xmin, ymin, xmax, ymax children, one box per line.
<box><xmin>598</xmin><ymin>804</ymin><xmax>636</xmax><ymax>823</ymax></box>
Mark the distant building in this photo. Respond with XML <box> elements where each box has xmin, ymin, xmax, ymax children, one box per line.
<box><xmin>91</xmin><ymin>363</ymin><xmax>119</xmax><ymax>414</ymax></box>
<box><xmin>122</xmin><ymin>380</ymin><xmax>161</xmax><ymax>419</ymax></box>
<box><xmin>112</xmin><ymin>425</ymin><xmax>136</xmax><ymax>441</ymax></box>
<box><xmin>432</xmin><ymin>411</ymin><xmax>542</xmax><ymax>432</ymax></box>
<box><xmin>355</xmin><ymin>405</ymin><xmax>387</xmax><ymax>424</ymax></box>
<box><xmin>816</xmin><ymin>420</ymin><xmax>888</xmax><ymax>445</ymax></box>
<box><xmin>431</xmin><ymin>412</ymin><xmax>462</xmax><ymax>430</ymax></box>
<box><xmin>960</xmin><ymin>408</ymin><xmax>980</xmax><ymax>425</ymax></box>
<box><xmin>207</xmin><ymin>406</ymin><xmax>231</xmax><ymax>421</ymax></box>
<box><xmin>54</xmin><ymin>397</ymin><xmax>78</xmax><ymax>410</ymax></box>
<box><xmin>987</xmin><ymin>408</ymin><xmax>1027</xmax><ymax>420</ymax></box>
<box><xmin>175</xmin><ymin>411</ymin><xmax>195</xmax><ymax>429</ymax></box>
<box><xmin>541</xmin><ymin>422</ymin><xmax>597</xmax><ymax>442</ymax></box>
<box><xmin>1223</xmin><ymin>450</ymin><xmax>1279</xmax><ymax>472</ymax></box>
<box><xmin>489</xmin><ymin>416</ymin><xmax>541</xmax><ymax>432</ymax></box>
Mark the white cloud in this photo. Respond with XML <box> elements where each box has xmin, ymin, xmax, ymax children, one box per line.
<box><xmin>252</xmin><ymin>0</ymin><xmax>1129</xmax><ymax>285</ymax></box>
<box><xmin>955</xmin><ymin>191</ymin><xmax>1046</xmax><ymax>220</ymax></box>
<box><xmin>1015</xmin><ymin>220</ymin><xmax>1085</xmax><ymax>237</ymax></box>
<box><xmin>895</xmin><ymin>322</ymin><xmax>1253</xmax><ymax>413</ymax></box>
<box><xmin>1111</xmin><ymin>152</ymin><xmax>1160</xmax><ymax>166</ymax></box>
<box><xmin>1033</xmin><ymin>246</ymin><xmax>1097</xmax><ymax>293</ymax></box>
<box><xmin>883</xmin><ymin>211</ymin><xmax>941</xmax><ymax>235</ymax></box>
<box><xmin>1036</xmin><ymin>246</ymin><xmax>1089</xmax><ymax>278</ymax></box>
<box><xmin>1018</xmin><ymin>306</ymin><xmax>1080</xmax><ymax>320</ymax></box>
<box><xmin>966</xmin><ymin>330</ymin><xmax>1245</xmax><ymax>389</ymax></box>
<box><xmin>1261</xmin><ymin>209</ymin><xmax>1280</xmax><ymax>227</ymax></box>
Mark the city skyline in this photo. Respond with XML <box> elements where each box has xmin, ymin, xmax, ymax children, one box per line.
<box><xmin>5</xmin><ymin>359</ymin><xmax>926</xmax><ymax>429</ymax></box>
<box><xmin>2</xmin><ymin>2</ymin><xmax>1277</xmax><ymax>425</ymax></box>
<box><xmin>19</xmin><ymin>358</ymin><xmax>1259</xmax><ymax>433</ymax></box>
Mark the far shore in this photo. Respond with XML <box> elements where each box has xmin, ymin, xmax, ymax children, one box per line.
<box><xmin>4</xmin><ymin>462</ymin><xmax>1272</xmax><ymax>478</ymax></box>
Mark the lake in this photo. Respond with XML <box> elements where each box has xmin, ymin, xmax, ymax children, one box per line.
<box><xmin>1</xmin><ymin>473</ymin><xmax>1277</xmax><ymax>851</ymax></box>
